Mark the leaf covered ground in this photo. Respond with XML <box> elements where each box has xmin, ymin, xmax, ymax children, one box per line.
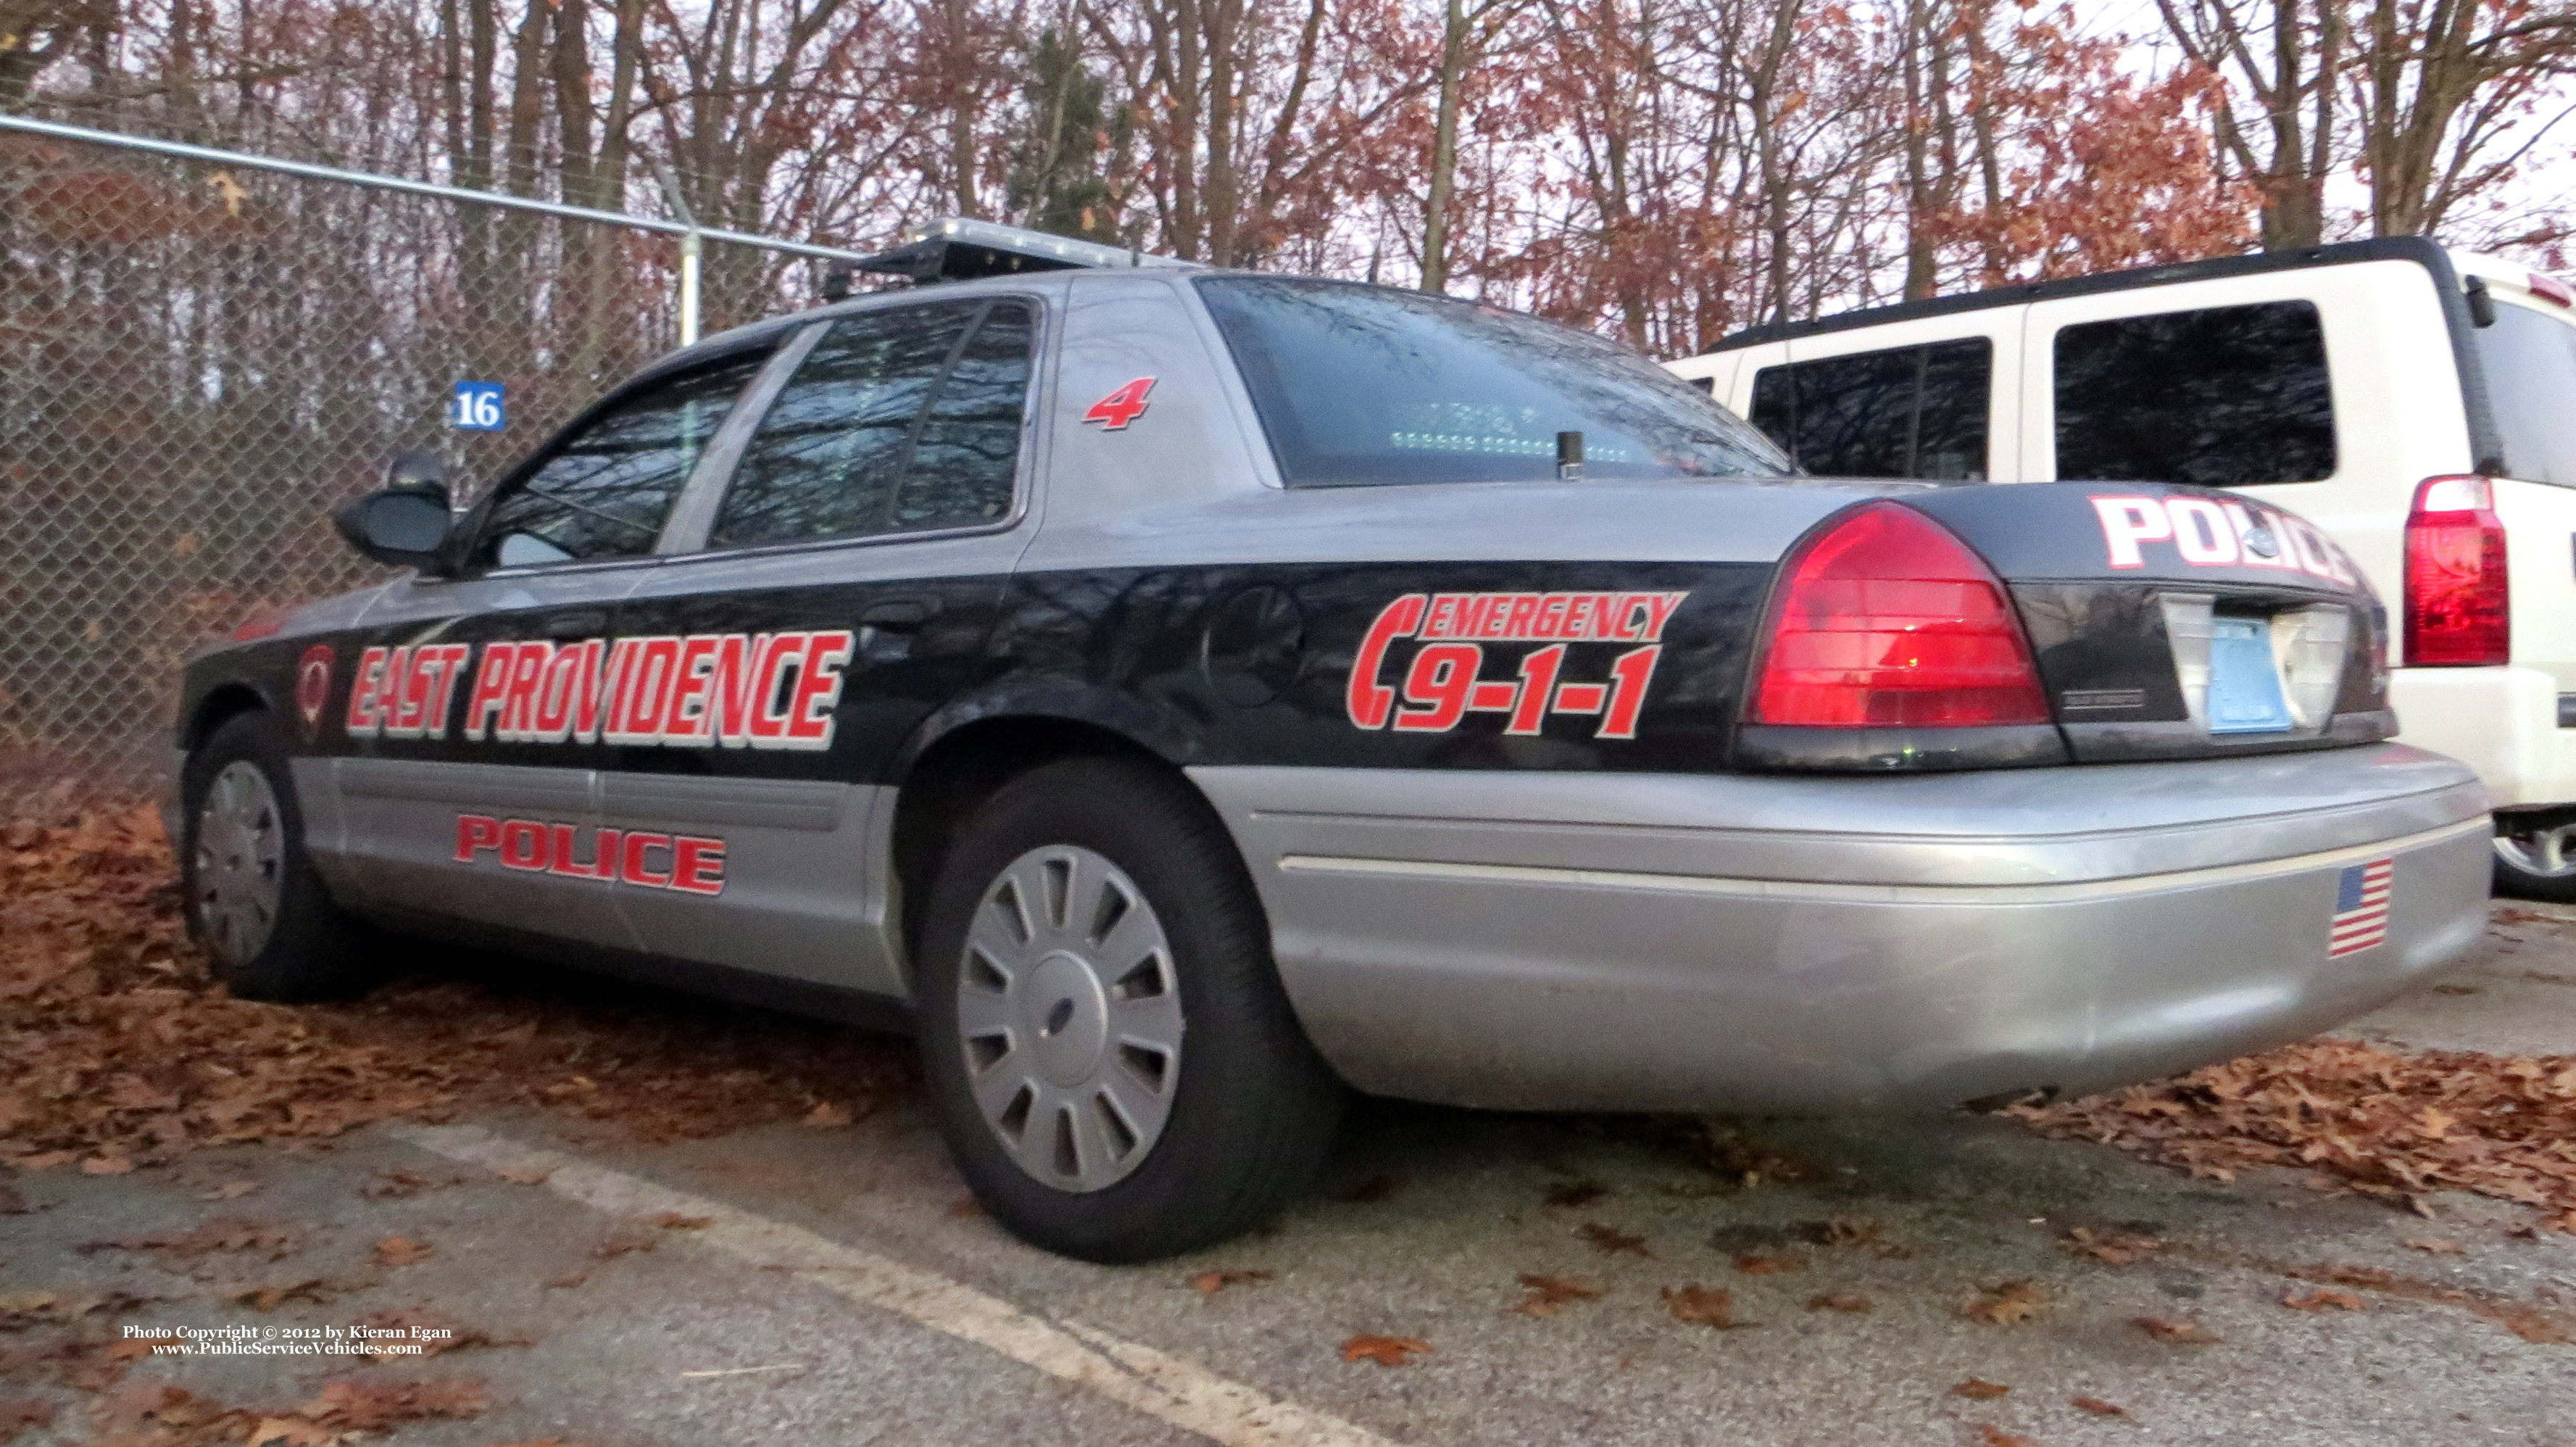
<box><xmin>0</xmin><ymin>805</ymin><xmax>912</xmax><ymax>1174</ymax></box>
<box><xmin>2008</xmin><ymin>1037</ymin><xmax>2576</xmax><ymax>1230</ymax></box>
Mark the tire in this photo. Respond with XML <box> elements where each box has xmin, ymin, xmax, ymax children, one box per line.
<box><xmin>2493</xmin><ymin>809</ymin><xmax>2576</xmax><ymax>904</ymax></box>
<box><xmin>180</xmin><ymin>710</ymin><xmax>379</xmax><ymax>1000</ymax></box>
<box><xmin>915</xmin><ymin>756</ymin><xmax>1345</xmax><ymax>1262</ymax></box>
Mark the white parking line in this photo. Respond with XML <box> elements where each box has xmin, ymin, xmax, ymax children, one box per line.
<box><xmin>390</xmin><ymin>1123</ymin><xmax>1400</xmax><ymax>1447</ymax></box>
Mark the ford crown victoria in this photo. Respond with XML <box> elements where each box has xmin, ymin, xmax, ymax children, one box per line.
<box><xmin>173</xmin><ymin>220</ymin><xmax>2492</xmax><ymax>1261</ymax></box>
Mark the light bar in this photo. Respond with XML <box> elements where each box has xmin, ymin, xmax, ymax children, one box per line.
<box><xmin>846</xmin><ymin>217</ymin><xmax>1202</xmax><ymax>286</ymax></box>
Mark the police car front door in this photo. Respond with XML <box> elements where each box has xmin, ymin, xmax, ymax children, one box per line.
<box><xmin>597</xmin><ymin>296</ymin><xmax>1042</xmax><ymax>1000</ymax></box>
<box><xmin>325</xmin><ymin>347</ymin><xmax>778</xmax><ymax>948</ymax></box>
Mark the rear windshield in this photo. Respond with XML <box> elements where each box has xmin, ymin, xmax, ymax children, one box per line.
<box><xmin>1195</xmin><ymin>277</ymin><xmax>1789</xmax><ymax>486</ymax></box>
<box><xmin>2474</xmin><ymin>299</ymin><xmax>2576</xmax><ymax>487</ymax></box>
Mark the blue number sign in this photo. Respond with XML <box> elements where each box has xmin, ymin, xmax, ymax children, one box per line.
<box><xmin>450</xmin><ymin>381</ymin><xmax>507</xmax><ymax>431</ymax></box>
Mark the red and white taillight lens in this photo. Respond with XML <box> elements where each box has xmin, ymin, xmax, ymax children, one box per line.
<box><xmin>1749</xmin><ymin>502</ymin><xmax>2051</xmax><ymax>727</ymax></box>
<box><xmin>2403</xmin><ymin>475</ymin><xmax>2509</xmax><ymax>667</ymax></box>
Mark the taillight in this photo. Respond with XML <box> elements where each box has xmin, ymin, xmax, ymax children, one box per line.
<box><xmin>2403</xmin><ymin>475</ymin><xmax>2509</xmax><ymax>667</ymax></box>
<box><xmin>1750</xmin><ymin>502</ymin><xmax>2050</xmax><ymax>727</ymax></box>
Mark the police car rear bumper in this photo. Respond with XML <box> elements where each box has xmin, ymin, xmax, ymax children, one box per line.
<box><xmin>1192</xmin><ymin>744</ymin><xmax>2492</xmax><ymax>1113</ymax></box>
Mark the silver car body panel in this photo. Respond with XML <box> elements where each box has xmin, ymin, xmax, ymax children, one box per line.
<box><xmin>1194</xmin><ymin>744</ymin><xmax>2490</xmax><ymax>1111</ymax></box>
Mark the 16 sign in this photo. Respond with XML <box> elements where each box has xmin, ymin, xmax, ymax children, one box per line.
<box><xmin>450</xmin><ymin>381</ymin><xmax>507</xmax><ymax>431</ymax></box>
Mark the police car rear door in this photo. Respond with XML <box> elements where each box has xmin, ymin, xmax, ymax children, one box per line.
<box><xmin>599</xmin><ymin>291</ymin><xmax>1045</xmax><ymax>999</ymax></box>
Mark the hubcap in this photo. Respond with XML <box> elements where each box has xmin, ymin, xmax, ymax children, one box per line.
<box><xmin>2495</xmin><ymin>817</ymin><xmax>2576</xmax><ymax>879</ymax></box>
<box><xmin>955</xmin><ymin>845</ymin><xmax>1183</xmax><ymax>1193</ymax></box>
<box><xmin>193</xmin><ymin>760</ymin><xmax>286</xmax><ymax>966</ymax></box>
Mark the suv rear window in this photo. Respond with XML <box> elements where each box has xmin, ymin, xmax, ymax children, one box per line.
<box><xmin>1746</xmin><ymin>339</ymin><xmax>1991</xmax><ymax>480</ymax></box>
<box><xmin>2053</xmin><ymin>301</ymin><xmax>2335</xmax><ymax>486</ymax></box>
<box><xmin>2473</xmin><ymin>299</ymin><xmax>2576</xmax><ymax>487</ymax></box>
<box><xmin>1196</xmin><ymin>278</ymin><xmax>1787</xmax><ymax>486</ymax></box>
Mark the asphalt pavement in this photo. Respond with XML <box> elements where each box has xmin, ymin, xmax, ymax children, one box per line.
<box><xmin>6</xmin><ymin>902</ymin><xmax>2574</xmax><ymax>1446</ymax></box>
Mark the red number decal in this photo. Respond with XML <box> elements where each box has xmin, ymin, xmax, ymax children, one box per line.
<box><xmin>1392</xmin><ymin>643</ymin><xmax>1483</xmax><ymax>732</ymax></box>
<box><xmin>1082</xmin><ymin>376</ymin><xmax>1158</xmax><ymax>431</ymax></box>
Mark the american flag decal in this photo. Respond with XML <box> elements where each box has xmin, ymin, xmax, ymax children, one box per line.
<box><xmin>2328</xmin><ymin>859</ymin><xmax>2394</xmax><ymax>958</ymax></box>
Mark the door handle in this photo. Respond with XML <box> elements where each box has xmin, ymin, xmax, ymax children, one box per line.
<box><xmin>859</xmin><ymin>598</ymin><xmax>937</xmax><ymax>631</ymax></box>
<box><xmin>540</xmin><ymin>609</ymin><xmax>609</xmax><ymax>638</ymax></box>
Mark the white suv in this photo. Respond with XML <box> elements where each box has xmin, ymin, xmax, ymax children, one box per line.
<box><xmin>1672</xmin><ymin>239</ymin><xmax>2576</xmax><ymax>900</ymax></box>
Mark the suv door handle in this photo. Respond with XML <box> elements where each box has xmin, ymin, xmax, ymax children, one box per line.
<box><xmin>541</xmin><ymin>609</ymin><xmax>609</xmax><ymax>638</ymax></box>
<box><xmin>859</xmin><ymin>599</ymin><xmax>937</xmax><ymax>631</ymax></box>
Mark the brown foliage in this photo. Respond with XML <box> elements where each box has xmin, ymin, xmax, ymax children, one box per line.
<box><xmin>2008</xmin><ymin>1038</ymin><xmax>2576</xmax><ymax>1223</ymax></box>
<box><xmin>0</xmin><ymin>808</ymin><xmax>911</xmax><ymax>1170</ymax></box>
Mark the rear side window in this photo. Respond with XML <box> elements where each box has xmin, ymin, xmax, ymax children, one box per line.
<box><xmin>1745</xmin><ymin>339</ymin><xmax>1991</xmax><ymax>481</ymax></box>
<box><xmin>2053</xmin><ymin>302</ymin><xmax>2335</xmax><ymax>486</ymax></box>
<box><xmin>1196</xmin><ymin>276</ymin><xmax>1787</xmax><ymax>486</ymax></box>
<box><xmin>476</xmin><ymin>352</ymin><xmax>769</xmax><ymax>568</ymax></box>
<box><xmin>709</xmin><ymin>301</ymin><xmax>985</xmax><ymax>550</ymax></box>
<box><xmin>890</xmin><ymin>302</ymin><xmax>1035</xmax><ymax>529</ymax></box>
<box><xmin>2473</xmin><ymin>300</ymin><xmax>2576</xmax><ymax>487</ymax></box>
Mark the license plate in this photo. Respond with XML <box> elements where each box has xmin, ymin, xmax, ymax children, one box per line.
<box><xmin>2206</xmin><ymin>615</ymin><xmax>2293</xmax><ymax>734</ymax></box>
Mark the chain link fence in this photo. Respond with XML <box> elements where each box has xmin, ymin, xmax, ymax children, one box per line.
<box><xmin>0</xmin><ymin>118</ymin><xmax>865</xmax><ymax>803</ymax></box>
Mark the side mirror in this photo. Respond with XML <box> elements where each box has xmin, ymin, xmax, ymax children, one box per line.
<box><xmin>334</xmin><ymin>450</ymin><xmax>456</xmax><ymax>571</ymax></box>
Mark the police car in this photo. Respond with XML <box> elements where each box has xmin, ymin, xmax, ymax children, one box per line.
<box><xmin>174</xmin><ymin>220</ymin><xmax>2492</xmax><ymax>1262</ymax></box>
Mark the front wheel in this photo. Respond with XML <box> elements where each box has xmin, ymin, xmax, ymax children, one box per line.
<box><xmin>180</xmin><ymin>711</ymin><xmax>378</xmax><ymax>1000</ymax></box>
<box><xmin>2493</xmin><ymin>808</ymin><xmax>2576</xmax><ymax>904</ymax></box>
<box><xmin>915</xmin><ymin>757</ymin><xmax>1345</xmax><ymax>1262</ymax></box>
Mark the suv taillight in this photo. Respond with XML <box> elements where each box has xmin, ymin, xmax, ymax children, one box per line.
<box><xmin>1750</xmin><ymin>502</ymin><xmax>2050</xmax><ymax>727</ymax></box>
<box><xmin>2403</xmin><ymin>475</ymin><xmax>2509</xmax><ymax>667</ymax></box>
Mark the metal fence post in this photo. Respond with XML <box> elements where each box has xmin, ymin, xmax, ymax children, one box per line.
<box><xmin>653</xmin><ymin>159</ymin><xmax>703</xmax><ymax>347</ymax></box>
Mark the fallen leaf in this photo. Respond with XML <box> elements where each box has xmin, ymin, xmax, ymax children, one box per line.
<box><xmin>247</xmin><ymin>1415</ymin><xmax>336</xmax><ymax>1446</ymax></box>
<box><xmin>1511</xmin><ymin>1273</ymin><xmax>1603</xmax><ymax>1317</ymax></box>
<box><xmin>231</xmin><ymin>1279</ymin><xmax>333</xmax><ymax>1311</ymax></box>
<box><xmin>2131</xmin><ymin>1315</ymin><xmax>2221</xmax><ymax>1344</ymax></box>
<box><xmin>1339</xmin><ymin>1334</ymin><xmax>1429</xmax><ymax>1366</ymax></box>
<box><xmin>1190</xmin><ymin>1269</ymin><xmax>1274</xmax><ymax>1296</ymax></box>
<box><xmin>803</xmin><ymin>1101</ymin><xmax>854</xmax><ymax>1128</ymax></box>
<box><xmin>1732</xmin><ymin>1252</ymin><xmax>1803</xmax><ymax>1275</ymax></box>
<box><xmin>1806</xmin><ymin>1290</ymin><xmax>1873</xmax><ymax>1314</ymax></box>
<box><xmin>1960</xmin><ymin>1280</ymin><xmax>2050</xmax><ymax>1326</ymax></box>
<box><xmin>375</xmin><ymin>1235</ymin><xmax>434</xmax><ymax>1266</ymax></box>
<box><xmin>2072</xmin><ymin>1396</ymin><xmax>2128</xmax><ymax>1417</ymax></box>
<box><xmin>496</xmin><ymin>1165</ymin><xmax>554</xmax><ymax>1185</ymax></box>
<box><xmin>652</xmin><ymin>1211</ymin><xmax>713</xmax><ymax>1230</ymax></box>
<box><xmin>296</xmin><ymin>1377</ymin><xmax>490</xmax><ymax>1430</ymax></box>
<box><xmin>1809</xmin><ymin>1217</ymin><xmax>1882</xmax><ymax>1247</ymax></box>
<box><xmin>2064</xmin><ymin>1226</ymin><xmax>2163</xmax><ymax>1265</ymax></box>
<box><xmin>2281</xmin><ymin>1287</ymin><xmax>2367</xmax><ymax>1312</ymax></box>
<box><xmin>81</xmin><ymin>1156</ymin><xmax>134</xmax><ymax>1175</ymax></box>
<box><xmin>1337</xmin><ymin>1173</ymin><xmax>1403</xmax><ymax>1203</ymax></box>
<box><xmin>1660</xmin><ymin>1284</ymin><xmax>1746</xmax><ymax>1328</ymax></box>
<box><xmin>543</xmin><ymin>1271</ymin><xmax>589</xmax><ymax>1289</ymax></box>
<box><xmin>0</xmin><ymin>1398</ymin><xmax>57</xmax><ymax>1437</ymax></box>
<box><xmin>1977</xmin><ymin>1427</ymin><xmax>2039</xmax><ymax>1447</ymax></box>
<box><xmin>2404</xmin><ymin>1237</ymin><xmax>2465</xmax><ymax>1254</ymax></box>
<box><xmin>594</xmin><ymin>1230</ymin><xmax>658</xmax><ymax>1259</ymax></box>
<box><xmin>1578</xmin><ymin>1223</ymin><xmax>1651</xmax><ymax>1257</ymax></box>
<box><xmin>1951</xmin><ymin>1377</ymin><xmax>2010</xmax><ymax>1400</ymax></box>
<box><xmin>947</xmin><ymin>1197</ymin><xmax>984</xmax><ymax>1218</ymax></box>
<box><xmin>196</xmin><ymin>1180</ymin><xmax>259</xmax><ymax>1201</ymax></box>
<box><xmin>1542</xmin><ymin>1180</ymin><xmax>1608</xmax><ymax>1209</ymax></box>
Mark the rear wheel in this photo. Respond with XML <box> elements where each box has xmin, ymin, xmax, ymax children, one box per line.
<box><xmin>915</xmin><ymin>757</ymin><xmax>1345</xmax><ymax>1262</ymax></box>
<box><xmin>2493</xmin><ymin>808</ymin><xmax>2576</xmax><ymax>904</ymax></box>
<box><xmin>180</xmin><ymin>711</ymin><xmax>378</xmax><ymax>1000</ymax></box>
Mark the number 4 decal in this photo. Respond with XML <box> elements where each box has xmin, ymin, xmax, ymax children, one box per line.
<box><xmin>1082</xmin><ymin>376</ymin><xmax>1157</xmax><ymax>431</ymax></box>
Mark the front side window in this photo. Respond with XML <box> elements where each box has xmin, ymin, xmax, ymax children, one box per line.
<box><xmin>709</xmin><ymin>299</ymin><xmax>1033</xmax><ymax>550</ymax></box>
<box><xmin>2472</xmin><ymin>299</ymin><xmax>2576</xmax><ymax>487</ymax></box>
<box><xmin>475</xmin><ymin>353</ymin><xmax>768</xmax><ymax>568</ymax></box>
<box><xmin>1197</xmin><ymin>277</ymin><xmax>1787</xmax><ymax>486</ymax></box>
<box><xmin>2053</xmin><ymin>301</ymin><xmax>2335</xmax><ymax>486</ymax></box>
<box><xmin>1747</xmin><ymin>339</ymin><xmax>1992</xmax><ymax>481</ymax></box>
